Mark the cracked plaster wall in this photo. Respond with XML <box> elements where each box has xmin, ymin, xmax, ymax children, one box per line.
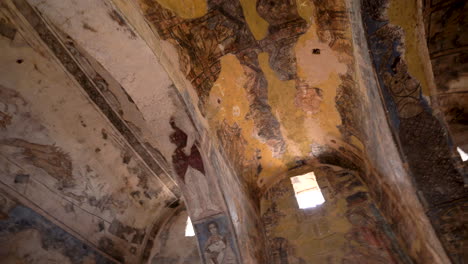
<box><xmin>1</xmin><ymin>0</ymin><xmax>266</xmax><ymax>262</ymax></box>
<box><xmin>0</xmin><ymin>1</ymin><xmax>181</xmax><ymax>262</ymax></box>
<box><xmin>0</xmin><ymin>0</ymin><xmax>465</xmax><ymax>263</ymax></box>
<box><xmin>125</xmin><ymin>0</ymin><xmax>460</xmax><ymax>263</ymax></box>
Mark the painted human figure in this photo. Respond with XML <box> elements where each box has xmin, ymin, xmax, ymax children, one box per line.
<box><xmin>185</xmin><ymin>167</ymin><xmax>220</xmax><ymax>219</ymax></box>
<box><xmin>204</xmin><ymin>222</ymin><xmax>236</xmax><ymax>264</ymax></box>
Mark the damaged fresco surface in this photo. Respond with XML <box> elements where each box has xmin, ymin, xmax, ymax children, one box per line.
<box><xmin>148</xmin><ymin>207</ymin><xmax>201</xmax><ymax>264</ymax></box>
<box><xmin>261</xmin><ymin>165</ymin><xmax>412</xmax><ymax>264</ymax></box>
<box><xmin>0</xmin><ymin>1</ymin><xmax>180</xmax><ymax>262</ymax></box>
<box><xmin>193</xmin><ymin>214</ymin><xmax>241</xmax><ymax>264</ymax></box>
<box><xmin>0</xmin><ymin>191</ymin><xmax>113</xmax><ymax>264</ymax></box>
<box><xmin>0</xmin><ymin>0</ymin><xmax>465</xmax><ymax>263</ymax></box>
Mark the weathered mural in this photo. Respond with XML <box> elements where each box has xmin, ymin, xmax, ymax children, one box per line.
<box><xmin>0</xmin><ymin>191</ymin><xmax>113</xmax><ymax>263</ymax></box>
<box><xmin>422</xmin><ymin>1</ymin><xmax>468</xmax><ymax>262</ymax></box>
<box><xmin>261</xmin><ymin>163</ymin><xmax>412</xmax><ymax>264</ymax></box>
<box><xmin>0</xmin><ymin>0</ymin><xmax>464</xmax><ymax>263</ymax></box>
<box><xmin>1</xmin><ymin>0</ymin><xmax>264</xmax><ymax>262</ymax></box>
<box><xmin>0</xmin><ymin>1</ymin><xmax>182</xmax><ymax>262</ymax></box>
<box><xmin>193</xmin><ymin>214</ymin><xmax>241</xmax><ymax>264</ymax></box>
<box><xmin>360</xmin><ymin>0</ymin><xmax>467</xmax><ymax>262</ymax></box>
<box><xmin>148</xmin><ymin>207</ymin><xmax>201</xmax><ymax>264</ymax></box>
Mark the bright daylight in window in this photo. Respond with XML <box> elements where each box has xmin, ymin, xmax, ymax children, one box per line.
<box><xmin>185</xmin><ymin>217</ymin><xmax>195</xmax><ymax>237</ymax></box>
<box><xmin>457</xmin><ymin>147</ymin><xmax>468</xmax><ymax>162</ymax></box>
<box><xmin>290</xmin><ymin>172</ymin><xmax>325</xmax><ymax>209</ymax></box>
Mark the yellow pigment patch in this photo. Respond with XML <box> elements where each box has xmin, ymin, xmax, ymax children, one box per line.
<box><xmin>207</xmin><ymin>54</ymin><xmax>286</xmax><ymax>184</ymax></box>
<box><xmin>239</xmin><ymin>0</ymin><xmax>269</xmax><ymax>40</ymax></box>
<box><xmin>295</xmin><ymin>0</ymin><xmax>315</xmax><ymax>24</ymax></box>
<box><xmin>259</xmin><ymin>22</ymin><xmax>346</xmax><ymax>165</ymax></box>
<box><xmin>350</xmin><ymin>135</ymin><xmax>364</xmax><ymax>151</ymax></box>
<box><xmin>155</xmin><ymin>0</ymin><xmax>207</xmax><ymax>19</ymax></box>
<box><xmin>295</xmin><ymin>27</ymin><xmax>344</xmax><ymax>145</ymax></box>
<box><xmin>388</xmin><ymin>0</ymin><xmax>431</xmax><ymax>96</ymax></box>
<box><xmin>259</xmin><ymin>52</ymin><xmax>311</xmax><ymax>157</ymax></box>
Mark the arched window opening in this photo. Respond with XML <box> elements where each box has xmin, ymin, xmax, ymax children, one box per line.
<box><xmin>185</xmin><ymin>217</ymin><xmax>195</xmax><ymax>237</ymax></box>
<box><xmin>290</xmin><ymin>172</ymin><xmax>325</xmax><ymax>209</ymax></box>
<box><xmin>456</xmin><ymin>147</ymin><xmax>468</xmax><ymax>162</ymax></box>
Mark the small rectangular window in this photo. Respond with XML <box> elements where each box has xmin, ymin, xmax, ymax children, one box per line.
<box><xmin>290</xmin><ymin>172</ymin><xmax>325</xmax><ymax>209</ymax></box>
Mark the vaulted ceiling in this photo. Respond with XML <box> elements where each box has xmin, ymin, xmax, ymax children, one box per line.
<box><xmin>0</xmin><ymin>0</ymin><xmax>466</xmax><ymax>263</ymax></box>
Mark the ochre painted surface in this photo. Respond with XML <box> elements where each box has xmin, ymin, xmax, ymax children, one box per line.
<box><xmin>238</xmin><ymin>0</ymin><xmax>268</xmax><ymax>40</ymax></box>
<box><xmin>261</xmin><ymin>166</ymin><xmax>411</xmax><ymax>263</ymax></box>
<box><xmin>387</xmin><ymin>0</ymin><xmax>433</xmax><ymax>96</ymax></box>
<box><xmin>295</xmin><ymin>0</ymin><xmax>314</xmax><ymax>24</ymax></box>
<box><xmin>0</xmin><ymin>0</ymin><xmax>463</xmax><ymax>263</ymax></box>
<box><xmin>204</xmin><ymin>18</ymin><xmax>351</xmax><ymax>189</ymax></box>
<box><xmin>207</xmin><ymin>55</ymin><xmax>286</xmax><ymax>183</ymax></box>
<box><xmin>155</xmin><ymin>0</ymin><xmax>207</xmax><ymax>18</ymax></box>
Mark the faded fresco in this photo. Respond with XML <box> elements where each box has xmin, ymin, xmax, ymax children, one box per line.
<box><xmin>0</xmin><ymin>0</ymin><xmax>464</xmax><ymax>263</ymax></box>
<box><xmin>361</xmin><ymin>0</ymin><xmax>467</xmax><ymax>262</ymax></box>
<box><xmin>0</xmin><ymin>190</ymin><xmax>112</xmax><ymax>263</ymax></box>
<box><xmin>194</xmin><ymin>214</ymin><xmax>240</xmax><ymax>264</ymax></box>
<box><xmin>148</xmin><ymin>207</ymin><xmax>201</xmax><ymax>264</ymax></box>
<box><xmin>261</xmin><ymin>163</ymin><xmax>411</xmax><ymax>264</ymax></box>
<box><xmin>169</xmin><ymin>118</ymin><xmax>222</xmax><ymax>220</ymax></box>
<box><xmin>0</xmin><ymin>1</ymin><xmax>181</xmax><ymax>262</ymax></box>
<box><xmin>422</xmin><ymin>1</ymin><xmax>468</xmax><ymax>262</ymax></box>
